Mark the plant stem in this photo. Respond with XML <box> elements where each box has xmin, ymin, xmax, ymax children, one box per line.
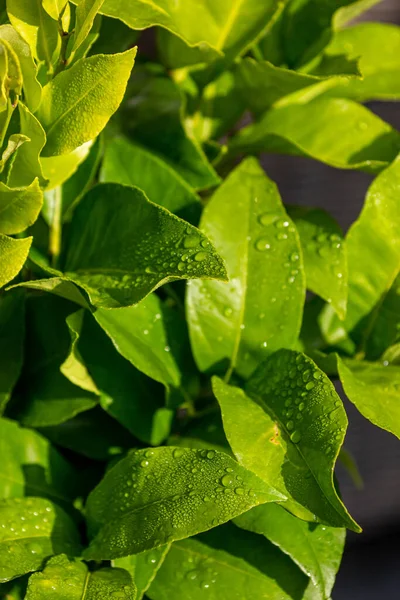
<box><xmin>49</xmin><ymin>187</ymin><xmax>62</xmax><ymax>268</ymax></box>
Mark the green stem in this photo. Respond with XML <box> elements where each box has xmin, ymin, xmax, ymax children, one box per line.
<box><xmin>49</xmin><ymin>186</ymin><xmax>62</xmax><ymax>268</ymax></box>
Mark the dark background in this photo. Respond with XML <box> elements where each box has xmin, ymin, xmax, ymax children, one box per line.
<box><xmin>260</xmin><ymin>2</ymin><xmax>400</xmax><ymax>597</ymax></box>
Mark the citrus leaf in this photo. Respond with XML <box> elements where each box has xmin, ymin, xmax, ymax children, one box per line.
<box><xmin>39</xmin><ymin>48</ymin><xmax>136</xmax><ymax>156</ymax></box>
<box><xmin>0</xmin><ymin>233</ymin><xmax>31</xmax><ymax>288</ymax></box>
<box><xmin>0</xmin><ymin>290</ymin><xmax>24</xmax><ymax>413</ymax></box>
<box><xmin>84</xmin><ymin>447</ymin><xmax>283</xmax><ymax>559</ymax></box>
<box><xmin>71</xmin><ymin>0</ymin><xmax>105</xmax><ymax>54</ymax></box>
<box><xmin>25</xmin><ymin>554</ymin><xmax>136</xmax><ymax>600</ymax></box>
<box><xmin>0</xmin><ymin>497</ymin><xmax>81</xmax><ymax>582</ymax></box>
<box><xmin>212</xmin><ymin>350</ymin><xmax>360</xmax><ymax>531</ymax></box>
<box><xmin>229</xmin><ymin>97</ymin><xmax>400</xmax><ymax>174</ymax></box>
<box><xmin>344</xmin><ymin>155</ymin><xmax>400</xmax><ymax>345</ymax></box>
<box><xmin>288</xmin><ymin>206</ymin><xmax>347</xmax><ymax>319</ymax></box>
<box><xmin>0</xmin><ymin>417</ymin><xmax>78</xmax><ymax>504</ymax></box>
<box><xmin>114</xmin><ymin>546</ymin><xmax>170</xmax><ymax>600</ymax></box>
<box><xmin>63</xmin><ymin>183</ymin><xmax>227</xmax><ymax>309</ymax></box>
<box><xmin>100</xmin><ymin>136</ymin><xmax>201</xmax><ymax>224</ymax></box>
<box><xmin>187</xmin><ymin>158</ymin><xmax>304</xmax><ymax>380</ymax></box>
<box><xmin>234</xmin><ymin>503</ymin><xmax>345</xmax><ymax>600</ymax></box>
<box><xmin>42</xmin><ymin>0</ymin><xmax>68</xmax><ymax>20</ymax></box>
<box><xmin>147</xmin><ymin>523</ymin><xmax>310</xmax><ymax>600</ymax></box>
<box><xmin>7</xmin><ymin>0</ymin><xmax>60</xmax><ymax>67</ymax></box>
<box><xmin>0</xmin><ymin>179</ymin><xmax>42</xmax><ymax>235</ymax></box>
<box><xmin>338</xmin><ymin>357</ymin><xmax>400</xmax><ymax>441</ymax></box>
<box><xmin>41</xmin><ymin>141</ymin><xmax>93</xmax><ymax>190</ymax></box>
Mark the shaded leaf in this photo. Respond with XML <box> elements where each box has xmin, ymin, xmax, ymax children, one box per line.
<box><xmin>100</xmin><ymin>136</ymin><xmax>201</xmax><ymax>223</ymax></box>
<box><xmin>187</xmin><ymin>158</ymin><xmax>305</xmax><ymax>379</ymax></box>
<box><xmin>0</xmin><ymin>178</ymin><xmax>42</xmax><ymax>235</ymax></box>
<box><xmin>60</xmin><ymin>309</ymin><xmax>99</xmax><ymax>394</ymax></box>
<box><xmin>288</xmin><ymin>206</ymin><xmax>347</xmax><ymax>319</ymax></box>
<box><xmin>63</xmin><ymin>183</ymin><xmax>227</xmax><ymax>309</ymax></box>
<box><xmin>229</xmin><ymin>97</ymin><xmax>400</xmax><ymax>174</ymax></box>
<box><xmin>0</xmin><ymin>290</ymin><xmax>24</xmax><ymax>413</ymax></box>
<box><xmin>39</xmin><ymin>49</ymin><xmax>136</xmax><ymax>156</ymax></box>
<box><xmin>234</xmin><ymin>503</ymin><xmax>345</xmax><ymax>600</ymax></box>
<box><xmin>25</xmin><ymin>554</ymin><xmax>136</xmax><ymax>599</ymax></box>
<box><xmin>114</xmin><ymin>546</ymin><xmax>170</xmax><ymax>600</ymax></box>
<box><xmin>0</xmin><ymin>233</ymin><xmax>31</xmax><ymax>288</ymax></box>
<box><xmin>41</xmin><ymin>140</ymin><xmax>93</xmax><ymax>190</ymax></box>
<box><xmin>7</xmin><ymin>103</ymin><xmax>46</xmax><ymax>188</ymax></box>
<box><xmin>11</xmin><ymin>277</ymin><xmax>89</xmax><ymax>308</ymax></box>
<box><xmin>147</xmin><ymin>523</ymin><xmax>309</xmax><ymax>600</ymax></box>
<box><xmin>0</xmin><ymin>497</ymin><xmax>81</xmax><ymax>582</ymax></box>
<box><xmin>0</xmin><ymin>417</ymin><xmax>78</xmax><ymax>504</ymax></box>
<box><xmin>212</xmin><ymin>350</ymin><xmax>359</xmax><ymax>531</ymax></box>
<box><xmin>84</xmin><ymin>447</ymin><xmax>283</xmax><ymax>559</ymax></box>
<box><xmin>120</xmin><ymin>67</ymin><xmax>220</xmax><ymax>190</ymax></box>
<box><xmin>366</xmin><ymin>274</ymin><xmax>400</xmax><ymax>360</ymax></box>
<box><xmin>338</xmin><ymin>357</ymin><xmax>400</xmax><ymax>441</ymax></box>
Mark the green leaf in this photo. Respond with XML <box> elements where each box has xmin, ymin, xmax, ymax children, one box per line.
<box><xmin>100</xmin><ymin>136</ymin><xmax>201</xmax><ymax>223</ymax></box>
<box><xmin>114</xmin><ymin>546</ymin><xmax>170</xmax><ymax>600</ymax></box>
<box><xmin>63</xmin><ymin>183</ymin><xmax>227</xmax><ymax>309</ymax></box>
<box><xmin>0</xmin><ymin>417</ymin><xmax>78</xmax><ymax>504</ymax></box>
<box><xmin>98</xmin><ymin>0</ymin><xmax>281</xmax><ymax>62</ymax></box>
<box><xmin>366</xmin><ymin>274</ymin><xmax>400</xmax><ymax>360</ymax></box>
<box><xmin>0</xmin><ymin>233</ymin><xmax>31</xmax><ymax>288</ymax></box>
<box><xmin>187</xmin><ymin>158</ymin><xmax>305</xmax><ymax>379</ymax></box>
<box><xmin>0</xmin><ymin>496</ymin><xmax>81</xmax><ymax>582</ymax></box>
<box><xmin>147</xmin><ymin>523</ymin><xmax>310</xmax><ymax>600</ymax></box>
<box><xmin>344</xmin><ymin>155</ymin><xmax>400</xmax><ymax>343</ymax></box>
<box><xmin>25</xmin><ymin>554</ymin><xmax>136</xmax><ymax>600</ymax></box>
<box><xmin>89</xmin><ymin>14</ymin><xmax>138</xmax><ymax>55</ymax></box>
<box><xmin>212</xmin><ymin>351</ymin><xmax>360</xmax><ymax>531</ymax></box>
<box><xmin>61</xmin><ymin>135</ymin><xmax>103</xmax><ymax>221</ymax></box>
<box><xmin>119</xmin><ymin>67</ymin><xmax>220</xmax><ymax>190</ymax></box>
<box><xmin>41</xmin><ymin>140</ymin><xmax>93</xmax><ymax>190</ymax></box>
<box><xmin>338</xmin><ymin>358</ymin><xmax>400</xmax><ymax>440</ymax></box>
<box><xmin>42</xmin><ymin>0</ymin><xmax>68</xmax><ymax>20</ymax></box>
<box><xmin>84</xmin><ymin>447</ymin><xmax>283</xmax><ymax>559</ymax></box>
<box><xmin>7</xmin><ymin>0</ymin><xmax>60</xmax><ymax>67</ymax></box>
<box><xmin>234</xmin><ymin>503</ymin><xmax>345</xmax><ymax>600</ymax></box>
<box><xmin>7</xmin><ymin>103</ymin><xmax>46</xmax><ymax>188</ymax></box>
<box><xmin>39</xmin><ymin>48</ymin><xmax>137</xmax><ymax>156</ymax></box>
<box><xmin>315</xmin><ymin>24</ymin><xmax>400</xmax><ymax>102</ymax></box>
<box><xmin>281</xmin><ymin>0</ymin><xmax>381</xmax><ymax>68</ymax></box>
<box><xmin>11</xmin><ymin>277</ymin><xmax>89</xmax><ymax>308</ymax></box>
<box><xmin>71</xmin><ymin>0</ymin><xmax>106</xmax><ymax>54</ymax></box>
<box><xmin>0</xmin><ymin>178</ymin><xmax>42</xmax><ymax>234</ymax></box>
<box><xmin>0</xmin><ymin>25</ymin><xmax>42</xmax><ymax>112</ymax></box>
<box><xmin>229</xmin><ymin>97</ymin><xmax>400</xmax><ymax>174</ymax></box>
<box><xmin>15</xmin><ymin>295</ymin><xmax>97</xmax><ymax>427</ymax></box>
<box><xmin>60</xmin><ymin>309</ymin><xmax>100</xmax><ymax>394</ymax></box>
<box><xmin>288</xmin><ymin>206</ymin><xmax>347</xmax><ymax>319</ymax></box>
<box><xmin>78</xmin><ymin>310</ymin><xmax>173</xmax><ymax>446</ymax></box>
<box><xmin>38</xmin><ymin>406</ymin><xmax>137</xmax><ymax>461</ymax></box>
<box><xmin>235</xmin><ymin>57</ymin><xmax>359</xmax><ymax>117</ymax></box>
<box><xmin>0</xmin><ymin>290</ymin><xmax>24</xmax><ymax>413</ymax></box>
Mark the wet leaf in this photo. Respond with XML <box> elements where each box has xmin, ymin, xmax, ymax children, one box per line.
<box><xmin>114</xmin><ymin>546</ymin><xmax>170</xmax><ymax>600</ymax></box>
<box><xmin>0</xmin><ymin>233</ymin><xmax>31</xmax><ymax>288</ymax></box>
<box><xmin>0</xmin><ymin>179</ymin><xmax>42</xmax><ymax>235</ymax></box>
<box><xmin>84</xmin><ymin>447</ymin><xmax>283</xmax><ymax>559</ymax></box>
<box><xmin>187</xmin><ymin>158</ymin><xmax>304</xmax><ymax>379</ymax></box>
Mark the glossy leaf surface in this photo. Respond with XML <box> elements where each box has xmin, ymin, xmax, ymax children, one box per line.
<box><xmin>114</xmin><ymin>546</ymin><xmax>170</xmax><ymax>600</ymax></box>
<box><xmin>25</xmin><ymin>554</ymin><xmax>136</xmax><ymax>599</ymax></box>
<box><xmin>147</xmin><ymin>523</ymin><xmax>309</xmax><ymax>600</ymax></box>
<box><xmin>288</xmin><ymin>206</ymin><xmax>347</xmax><ymax>319</ymax></box>
<box><xmin>64</xmin><ymin>183</ymin><xmax>227</xmax><ymax>309</ymax></box>
<box><xmin>229</xmin><ymin>97</ymin><xmax>400</xmax><ymax>174</ymax></box>
<box><xmin>338</xmin><ymin>358</ymin><xmax>400</xmax><ymax>440</ymax></box>
<box><xmin>72</xmin><ymin>0</ymin><xmax>105</xmax><ymax>54</ymax></box>
<box><xmin>84</xmin><ymin>447</ymin><xmax>282</xmax><ymax>559</ymax></box>
<box><xmin>0</xmin><ymin>497</ymin><xmax>81</xmax><ymax>582</ymax></box>
<box><xmin>234</xmin><ymin>503</ymin><xmax>345</xmax><ymax>600</ymax></box>
<box><xmin>39</xmin><ymin>49</ymin><xmax>136</xmax><ymax>156</ymax></box>
<box><xmin>213</xmin><ymin>350</ymin><xmax>359</xmax><ymax>531</ymax></box>
<box><xmin>188</xmin><ymin>158</ymin><xmax>305</xmax><ymax>379</ymax></box>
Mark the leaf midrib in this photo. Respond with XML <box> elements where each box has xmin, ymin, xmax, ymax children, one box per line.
<box><xmin>216</xmin><ymin>0</ymin><xmax>245</xmax><ymax>51</ymax></box>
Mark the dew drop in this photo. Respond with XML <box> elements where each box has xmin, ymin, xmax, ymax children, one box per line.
<box><xmin>298</xmin><ymin>402</ymin><xmax>305</xmax><ymax>411</ymax></box>
<box><xmin>255</xmin><ymin>237</ymin><xmax>271</xmax><ymax>251</ymax></box>
<box><xmin>206</xmin><ymin>450</ymin><xmax>215</xmax><ymax>459</ymax></box>
<box><xmin>305</xmin><ymin>381</ymin><xmax>315</xmax><ymax>390</ymax></box>
<box><xmin>28</xmin><ymin>542</ymin><xmax>42</xmax><ymax>555</ymax></box>
<box><xmin>275</xmin><ymin>218</ymin><xmax>289</xmax><ymax>229</ymax></box>
<box><xmin>276</xmin><ymin>232</ymin><xmax>288</xmax><ymax>241</ymax></box>
<box><xmin>290</xmin><ymin>430</ymin><xmax>302</xmax><ymax>443</ymax></box>
<box><xmin>201</xmin><ymin>240</ymin><xmax>210</xmax><ymax>248</ymax></box>
<box><xmin>141</xmin><ymin>460</ymin><xmax>149</xmax><ymax>468</ymax></box>
<box><xmin>178</xmin><ymin>262</ymin><xmax>185</xmax><ymax>271</ymax></box>
<box><xmin>286</xmin><ymin>420</ymin><xmax>294</xmax><ymax>431</ymax></box>
<box><xmin>224</xmin><ymin>307</ymin><xmax>233</xmax><ymax>318</ymax></box>
<box><xmin>184</xmin><ymin>234</ymin><xmax>200</xmax><ymax>248</ymax></box>
<box><xmin>221</xmin><ymin>474</ymin><xmax>234</xmax><ymax>487</ymax></box>
<box><xmin>258</xmin><ymin>212</ymin><xmax>276</xmax><ymax>226</ymax></box>
<box><xmin>194</xmin><ymin>251</ymin><xmax>208</xmax><ymax>262</ymax></box>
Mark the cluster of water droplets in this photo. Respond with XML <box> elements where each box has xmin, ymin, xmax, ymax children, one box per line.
<box><xmin>305</xmin><ymin>230</ymin><xmax>344</xmax><ymax>284</ymax></box>
<box><xmin>87</xmin><ymin>447</ymin><xmax>261</xmax><ymax>559</ymax></box>
<box><xmin>182</xmin><ymin>551</ymin><xmax>219</xmax><ymax>591</ymax></box>
<box><xmin>250</xmin><ymin>352</ymin><xmax>345</xmax><ymax>456</ymax></box>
